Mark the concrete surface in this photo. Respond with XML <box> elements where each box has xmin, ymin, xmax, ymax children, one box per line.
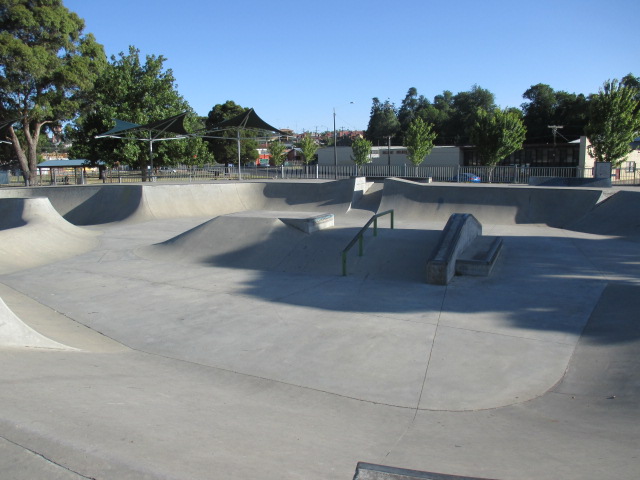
<box><xmin>0</xmin><ymin>178</ymin><xmax>638</xmax><ymax>480</ymax></box>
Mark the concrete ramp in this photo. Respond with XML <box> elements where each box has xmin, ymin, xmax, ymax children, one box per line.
<box><xmin>0</xmin><ymin>296</ymin><xmax>71</xmax><ymax>349</ymax></box>
<box><xmin>567</xmin><ymin>190</ymin><xmax>640</xmax><ymax>241</ymax></box>
<box><xmin>0</xmin><ymin>179</ymin><xmax>358</xmax><ymax>225</ymax></box>
<box><xmin>0</xmin><ymin>197</ymin><xmax>100</xmax><ymax>274</ymax></box>
<box><xmin>378</xmin><ymin>178</ymin><xmax>603</xmax><ymax>226</ymax></box>
<box><xmin>137</xmin><ymin>212</ymin><xmax>348</xmax><ymax>275</ymax></box>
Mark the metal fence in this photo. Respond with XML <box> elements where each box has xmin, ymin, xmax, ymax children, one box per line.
<box><xmin>1</xmin><ymin>163</ymin><xmax>638</xmax><ymax>186</ymax></box>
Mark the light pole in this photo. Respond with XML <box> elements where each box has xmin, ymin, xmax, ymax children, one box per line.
<box><xmin>333</xmin><ymin>102</ymin><xmax>354</xmax><ymax>179</ymax></box>
<box><xmin>333</xmin><ymin>108</ymin><xmax>337</xmax><ymax>179</ymax></box>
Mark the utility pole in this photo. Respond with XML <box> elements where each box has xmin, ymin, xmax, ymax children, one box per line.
<box><xmin>548</xmin><ymin>125</ymin><xmax>564</xmax><ymax>146</ymax></box>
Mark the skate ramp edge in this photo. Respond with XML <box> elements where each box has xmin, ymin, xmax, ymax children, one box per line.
<box><xmin>0</xmin><ymin>197</ymin><xmax>100</xmax><ymax>274</ymax></box>
<box><xmin>0</xmin><ymin>297</ymin><xmax>72</xmax><ymax>350</ymax></box>
<box><xmin>378</xmin><ymin>178</ymin><xmax>603</xmax><ymax>226</ymax></box>
<box><xmin>353</xmin><ymin>462</ymin><xmax>500</xmax><ymax>480</ymax></box>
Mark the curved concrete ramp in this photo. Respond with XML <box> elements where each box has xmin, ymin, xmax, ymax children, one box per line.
<box><xmin>138</xmin><ymin>212</ymin><xmax>348</xmax><ymax>275</ymax></box>
<box><xmin>0</xmin><ymin>179</ymin><xmax>358</xmax><ymax>225</ymax></box>
<box><xmin>378</xmin><ymin>178</ymin><xmax>603</xmax><ymax>226</ymax></box>
<box><xmin>0</xmin><ymin>197</ymin><xmax>100</xmax><ymax>274</ymax></box>
<box><xmin>567</xmin><ymin>190</ymin><xmax>640</xmax><ymax>240</ymax></box>
<box><xmin>0</xmin><ymin>297</ymin><xmax>71</xmax><ymax>349</ymax></box>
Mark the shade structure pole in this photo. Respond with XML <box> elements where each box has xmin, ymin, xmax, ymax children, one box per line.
<box><xmin>237</xmin><ymin>129</ymin><xmax>242</xmax><ymax>180</ymax></box>
<box><xmin>148</xmin><ymin>131</ymin><xmax>154</xmax><ymax>182</ymax></box>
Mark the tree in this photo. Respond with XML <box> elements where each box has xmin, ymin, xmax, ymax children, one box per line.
<box><xmin>351</xmin><ymin>136</ymin><xmax>372</xmax><ymax>172</ymax></box>
<box><xmin>449</xmin><ymin>85</ymin><xmax>496</xmax><ymax>145</ymax></box>
<box><xmin>70</xmin><ymin>47</ymin><xmax>211</xmax><ymax>178</ymax></box>
<box><xmin>365</xmin><ymin>98</ymin><xmax>400</xmax><ymax>145</ymax></box>
<box><xmin>521</xmin><ymin>84</ymin><xmax>589</xmax><ymax>143</ymax></box>
<box><xmin>297</xmin><ymin>134</ymin><xmax>318</xmax><ymax>164</ymax></box>
<box><xmin>585</xmin><ymin>79</ymin><xmax>640</xmax><ymax>167</ymax></box>
<box><xmin>0</xmin><ymin>0</ymin><xmax>106</xmax><ymax>184</ymax></box>
<box><xmin>205</xmin><ymin>100</ymin><xmax>258</xmax><ymax>165</ymax></box>
<box><xmin>405</xmin><ymin>118</ymin><xmax>437</xmax><ymax>166</ymax></box>
<box><xmin>471</xmin><ymin>108</ymin><xmax>526</xmax><ymax>166</ymax></box>
<box><xmin>268</xmin><ymin>140</ymin><xmax>286</xmax><ymax>166</ymax></box>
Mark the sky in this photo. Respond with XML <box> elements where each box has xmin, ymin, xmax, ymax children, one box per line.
<box><xmin>64</xmin><ymin>0</ymin><xmax>639</xmax><ymax>134</ymax></box>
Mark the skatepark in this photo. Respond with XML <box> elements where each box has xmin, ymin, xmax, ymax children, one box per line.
<box><xmin>0</xmin><ymin>178</ymin><xmax>638</xmax><ymax>479</ymax></box>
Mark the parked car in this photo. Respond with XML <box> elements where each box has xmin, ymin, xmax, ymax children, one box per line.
<box><xmin>449</xmin><ymin>173</ymin><xmax>481</xmax><ymax>183</ymax></box>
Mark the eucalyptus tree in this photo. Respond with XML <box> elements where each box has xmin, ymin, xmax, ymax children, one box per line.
<box><xmin>0</xmin><ymin>0</ymin><xmax>106</xmax><ymax>184</ymax></box>
<box><xmin>586</xmin><ymin>79</ymin><xmax>640</xmax><ymax>166</ymax></box>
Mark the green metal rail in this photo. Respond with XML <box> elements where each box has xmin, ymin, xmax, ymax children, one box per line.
<box><xmin>341</xmin><ymin>209</ymin><xmax>394</xmax><ymax>276</ymax></box>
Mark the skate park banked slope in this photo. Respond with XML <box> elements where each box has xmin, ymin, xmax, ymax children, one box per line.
<box><xmin>377</xmin><ymin>177</ymin><xmax>604</xmax><ymax>227</ymax></box>
<box><xmin>0</xmin><ymin>197</ymin><xmax>100</xmax><ymax>274</ymax></box>
<box><xmin>0</xmin><ymin>179</ymin><xmax>358</xmax><ymax>225</ymax></box>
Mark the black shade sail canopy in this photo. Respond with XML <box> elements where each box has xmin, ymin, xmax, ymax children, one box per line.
<box><xmin>96</xmin><ymin>111</ymin><xmax>189</xmax><ymax>139</ymax></box>
<box><xmin>204</xmin><ymin>108</ymin><xmax>283</xmax><ymax>136</ymax></box>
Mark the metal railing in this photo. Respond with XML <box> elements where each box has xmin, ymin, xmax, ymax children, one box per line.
<box><xmin>341</xmin><ymin>210</ymin><xmax>394</xmax><ymax>276</ymax></box>
<box><xmin>2</xmin><ymin>163</ymin><xmax>638</xmax><ymax>187</ymax></box>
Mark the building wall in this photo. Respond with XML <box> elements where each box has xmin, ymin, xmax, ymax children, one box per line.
<box><xmin>317</xmin><ymin>146</ymin><xmax>462</xmax><ymax>167</ymax></box>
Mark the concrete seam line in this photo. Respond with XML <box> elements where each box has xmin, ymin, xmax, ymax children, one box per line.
<box><xmin>383</xmin><ymin>285</ymin><xmax>449</xmax><ymax>459</ymax></box>
<box><xmin>0</xmin><ymin>434</ymin><xmax>97</xmax><ymax>480</ymax></box>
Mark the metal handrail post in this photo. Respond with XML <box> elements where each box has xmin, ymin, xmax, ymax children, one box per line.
<box><xmin>373</xmin><ymin>217</ymin><xmax>378</xmax><ymax>236</ymax></box>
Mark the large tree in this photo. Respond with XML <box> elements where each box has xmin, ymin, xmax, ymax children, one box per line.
<box><xmin>405</xmin><ymin>117</ymin><xmax>437</xmax><ymax>166</ymax></box>
<box><xmin>205</xmin><ymin>100</ymin><xmax>258</xmax><ymax>165</ymax></box>
<box><xmin>471</xmin><ymin>108</ymin><xmax>526</xmax><ymax>166</ymax></box>
<box><xmin>449</xmin><ymin>85</ymin><xmax>496</xmax><ymax>145</ymax></box>
<box><xmin>0</xmin><ymin>0</ymin><xmax>106</xmax><ymax>184</ymax></box>
<box><xmin>70</xmin><ymin>47</ymin><xmax>211</xmax><ymax>178</ymax></box>
<box><xmin>267</xmin><ymin>140</ymin><xmax>286</xmax><ymax>166</ymax></box>
<box><xmin>521</xmin><ymin>84</ymin><xmax>589</xmax><ymax>143</ymax></box>
<box><xmin>365</xmin><ymin>98</ymin><xmax>400</xmax><ymax>145</ymax></box>
<box><xmin>585</xmin><ymin>79</ymin><xmax>640</xmax><ymax>167</ymax></box>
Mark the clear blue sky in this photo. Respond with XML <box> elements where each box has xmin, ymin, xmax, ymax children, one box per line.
<box><xmin>64</xmin><ymin>0</ymin><xmax>638</xmax><ymax>134</ymax></box>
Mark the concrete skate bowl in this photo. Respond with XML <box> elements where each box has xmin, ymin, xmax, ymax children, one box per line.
<box><xmin>566</xmin><ymin>190</ymin><xmax>640</xmax><ymax>241</ymax></box>
<box><xmin>0</xmin><ymin>197</ymin><xmax>100</xmax><ymax>274</ymax></box>
<box><xmin>377</xmin><ymin>178</ymin><xmax>604</xmax><ymax>227</ymax></box>
<box><xmin>0</xmin><ymin>179</ymin><xmax>359</xmax><ymax>226</ymax></box>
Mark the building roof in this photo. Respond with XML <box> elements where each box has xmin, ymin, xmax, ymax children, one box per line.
<box><xmin>37</xmin><ymin>159</ymin><xmax>103</xmax><ymax>168</ymax></box>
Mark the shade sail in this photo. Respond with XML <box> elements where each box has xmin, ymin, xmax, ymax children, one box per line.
<box><xmin>96</xmin><ymin>112</ymin><xmax>189</xmax><ymax>138</ymax></box>
<box><xmin>207</xmin><ymin>108</ymin><xmax>283</xmax><ymax>135</ymax></box>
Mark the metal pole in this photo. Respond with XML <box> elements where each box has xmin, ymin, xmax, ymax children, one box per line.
<box><xmin>237</xmin><ymin>130</ymin><xmax>242</xmax><ymax>180</ymax></box>
<box><xmin>333</xmin><ymin>108</ymin><xmax>337</xmax><ymax>179</ymax></box>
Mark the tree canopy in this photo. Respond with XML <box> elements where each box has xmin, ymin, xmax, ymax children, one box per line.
<box><xmin>70</xmin><ymin>46</ymin><xmax>211</xmax><ymax>177</ymax></box>
<box><xmin>470</xmin><ymin>108</ymin><xmax>527</xmax><ymax>166</ymax></box>
<box><xmin>585</xmin><ymin>79</ymin><xmax>640</xmax><ymax>167</ymax></box>
<box><xmin>365</xmin><ymin>98</ymin><xmax>400</xmax><ymax>145</ymax></box>
<box><xmin>0</xmin><ymin>0</ymin><xmax>106</xmax><ymax>184</ymax></box>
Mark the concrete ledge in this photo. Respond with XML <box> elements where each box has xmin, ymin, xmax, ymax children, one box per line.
<box><xmin>528</xmin><ymin>176</ymin><xmax>612</xmax><ymax>188</ymax></box>
<box><xmin>353</xmin><ymin>462</ymin><xmax>500</xmax><ymax>480</ymax></box>
<box><xmin>426</xmin><ymin>213</ymin><xmax>482</xmax><ymax>285</ymax></box>
<box><xmin>456</xmin><ymin>236</ymin><xmax>503</xmax><ymax>276</ymax></box>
